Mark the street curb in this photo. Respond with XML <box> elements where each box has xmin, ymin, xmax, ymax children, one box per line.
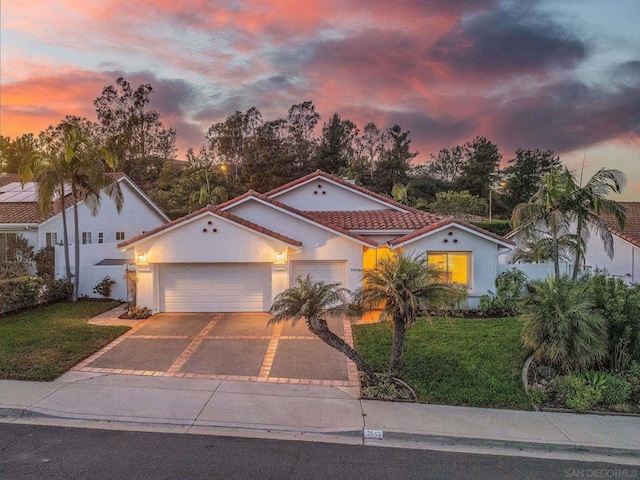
<box><xmin>3</xmin><ymin>407</ymin><xmax>639</xmax><ymax>460</ymax></box>
<box><xmin>377</xmin><ymin>431</ymin><xmax>640</xmax><ymax>458</ymax></box>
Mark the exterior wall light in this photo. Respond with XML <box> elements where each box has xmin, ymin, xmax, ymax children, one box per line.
<box><xmin>137</xmin><ymin>253</ymin><xmax>147</xmax><ymax>263</ymax></box>
<box><xmin>275</xmin><ymin>251</ymin><xmax>285</xmax><ymax>263</ymax></box>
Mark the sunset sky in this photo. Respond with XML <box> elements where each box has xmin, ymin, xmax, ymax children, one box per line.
<box><xmin>1</xmin><ymin>1</ymin><xmax>639</xmax><ymax>197</ymax></box>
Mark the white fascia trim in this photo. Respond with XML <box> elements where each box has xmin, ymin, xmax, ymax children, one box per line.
<box><xmin>39</xmin><ymin>176</ymin><xmax>170</xmax><ymax>229</ymax></box>
<box><xmin>118</xmin><ymin>176</ymin><xmax>170</xmax><ymax>222</ymax></box>
<box><xmin>268</xmin><ymin>176</ymin><xmax>409</xmax><ymax>213</ymax></box>
<box><xmin>224</xmin><ymin>196</ymin><xmax>374</xmax><ymax>247</ymax></box>
<box><xmin>0</xmin><ymin>223</ymin><xmax>39</xmax><ymax>228</ymax></box>
<box><xmin>392</xmin><ymin>222</ymin><xmax>515</xmax><ymax>250</ymax></box>
<box><xmin>120</xmin><ymin>210</ymin><xmax>301</xmax><ymax>251</ymax></box>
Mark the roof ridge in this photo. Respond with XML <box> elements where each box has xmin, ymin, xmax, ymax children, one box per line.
<box><xmin>219</xmin><ymin>190</ymin><xmax>378</xmax><ymax>246</ymax></box>
<box><xmin>118</xmin><ymin>204</ymin><xmax>302</xmax><ymax>248</ymax></box>
<box><xmin>263</xmin><ymin>170</ymin><xmax>424</xmax><ymax>213</ymax></box>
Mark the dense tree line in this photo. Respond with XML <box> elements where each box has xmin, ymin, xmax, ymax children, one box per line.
<box><xmin>0</xmin><ymin>77</ymin><xmax>564</xmax><ymax>220</ymax></box>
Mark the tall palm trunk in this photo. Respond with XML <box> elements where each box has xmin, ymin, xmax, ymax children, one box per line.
<box><xmin>552</xmin><ymin>228</ymin><xmax>560</xmax><ymax>278</ymax></box>
<box><xmin>388</xmin><ymin>317</ymin><xmax>407</xmax><ymax>380</ymax></box>
<box><xmin>309</xmin><ymin>319</ymin><xmax>378</xmax><ymax>386</ymax></box>
<box><xmin>71</xmin><ymin>182</ymin><xmax>80</xmax><ymax>302</ymax></box>
<box><xmin>59</xmin><ymin>184</ymin><xmax>72</xmax><ymax>290</ymax></box>
<box><xmin>572</xmin><ymin>216</ymin><xmax>584</xmax><ymax>280</ymax></box>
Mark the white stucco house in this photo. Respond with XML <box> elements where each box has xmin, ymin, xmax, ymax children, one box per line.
<box><xmin>119</xmin><ymin>170</ymin><xmax>514</xmax><ymax>312</ymax></box>
<box><xmin>500</xmin><ymin>202</ymin><xmax>640</xmax><ymax>283</ymax></box>
<box><xmin>0</xmin><ymin>173</ymin><xmax>169</xmax><ymax>299</ymax></box>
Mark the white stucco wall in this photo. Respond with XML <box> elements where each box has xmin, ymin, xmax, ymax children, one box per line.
<box><xmin>583</xmin><ymin>234</ymin><xmax>640</xmax><ymax>283</ymax></box>
<box><xmin>37</xmin><ymin>181</ymin><xmax>167</xmax><ymax>250</ymax></box>
<box><xmin>400</xmin><ymin>226</ymin><xmax>502</xmax><ymax>308</ymax></box>
<box><xmin>226</xmin><ymin>200</ymin><xmax>365</xmax><ymax>290</ymax></box>
<box><xmin>270</xmin><ymin>179</ymin><xmax>398</xmax><ymax>211</ymax></box>
<box><xmin>502</xmin><ymin>222</ymin><xmax>640</xmax><ymax>284</ymax></box>
<box><xmin>132</xmin><ymin>212</ymin><xmax>298</xmax><ymax>311</ymax></box>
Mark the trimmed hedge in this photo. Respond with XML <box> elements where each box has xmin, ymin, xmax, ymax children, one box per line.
<box><xmin>0</xmin><ymin>276</ymin><xmax>43</xmax><ymax>315</ymax></box>
<box><xmin>471</xmin><ymin>220</ymin><xmax>511</xmax><ymax>237</ymax></box>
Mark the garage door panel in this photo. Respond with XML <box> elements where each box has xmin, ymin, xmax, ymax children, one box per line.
<box><xmin>160</xmin><ymin>263</ymin><xmax>271</xmax><ymax>312</ymax></box>
<box><xmin>291</xmin><ymin>261</ymin><xmax>346</xmax><ymax>286</ymax></box>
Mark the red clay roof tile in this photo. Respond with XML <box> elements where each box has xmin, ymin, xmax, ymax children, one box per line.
<box><xmin>308</xmin><ymin>210</ymin><xmax>441</xmax><ymax>231</ymax></box>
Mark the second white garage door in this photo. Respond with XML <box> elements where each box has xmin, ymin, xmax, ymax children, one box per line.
<box><xmin>291</xmin><ymin>261</ymin><xmax>346</xmax><ymax>287</ymax></box>
<box><xmin>159</xmin><ymin>263</ymin><xmax>271</xmax><ymax>312</ymax></box>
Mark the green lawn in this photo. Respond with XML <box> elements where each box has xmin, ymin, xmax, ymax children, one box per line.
<box><xmin>0</xmin><ymin>301</ymin><xmax>130</xmax><ymax>381</ymax></box>
<box><xmin>353</xmin><ymin>316</ymin><xmax>532</xmax><ymax>409</ymax></box>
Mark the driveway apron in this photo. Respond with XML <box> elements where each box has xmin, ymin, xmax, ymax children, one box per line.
<box><xmin>74</xmin><ymin>313</ymin><xmax>359</xmax><ymax>387</ymax></box>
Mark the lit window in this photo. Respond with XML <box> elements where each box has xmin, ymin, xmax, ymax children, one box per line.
<box><xmin>116</xmin><ymin>232</ymin><xmax>125</xmax><ymax>241</ymax></box>
<box><xmin>46</xmin><ymin>232</ymin><xmax>57</xmax><ymax>247</ymax></box>
<box><xmin>82</xmin><ymin>232</ymin><xmax>92</xmax><ymax>245</ymax></box>
<box><xmin>428</xmin><ymin>252</ymin><xmax>470</xmax><ymax>286</ymax></box>
<box><xmin>98</xmin><ymin>232</ymin><xmax>104</xmax><ymax>244</ymax></box>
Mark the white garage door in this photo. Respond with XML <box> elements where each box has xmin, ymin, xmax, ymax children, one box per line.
<box><xmin>159</xmin><ymin>263</ymin><xmax>271</xmax><ymax>312</ymax></box>
<box><xmin>291</xmin><ymin>261</ymin><xmax>346</xmax><ymax>287</ymax></box>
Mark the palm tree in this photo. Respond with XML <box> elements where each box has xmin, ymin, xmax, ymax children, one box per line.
<box><xmin>566</xmin><ymin>168</ymin><xmax>626</xmax><ymax>279</ymax></box>
<box><xmin>269</xmin><ymin>275</ymin><xmax>378</xmax><ymax>385</ymax></box>
<box><xmin>358</xmin><ymin>252</ymin><xmax>466</xmax><ymax>380</ymax></box>
<box><xmin>59</xmin><ymin>122</ymin><xmax>123</xmax><ymax>301</ymax></box>
<box><xmin>510</xmin><ymin>235</ymin><xmax>580</xmax><ymax>265</ymax></box>
<box><xmin>21</xmin><ymin>135</ymin><xmax>73</xmax><ymax>287</ymax></box>
<box><xmin>523</xmin><ymin>275</ymin><xmax>607</xmax><ymax>374</ymax></box>
<box><xmin>511</xmin><ymin>168</ymin><xmax>574</xmax><ymax>277</ymax></box>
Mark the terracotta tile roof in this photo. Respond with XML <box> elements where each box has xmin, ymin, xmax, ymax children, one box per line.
<box><xmin>264</xmin><ymin>170</ymin><xmax>424</xmax><ymax>213</ymax></box>
<box><xmin>308</xmin><ymin>210</ymin><xmax>441</xmax><ymax>231</ymax></box>
<box><xmin>600</xmin><ymin>202</ymin><xmax>640</xmax><ymax>248</ymax></box>
<box><xmin>389</xmin><ymin>217</ymin><xmax>516</xmax><ymax>247</ymax></box>
<box><xmin>218</xmin><ymin>190</ymin><xmax>379</xmax><ymax>246</ymax></box>
<box><xmin>118</xmin><ymin>205</ymin><xmax>302</xmax><ymax>249</ymax></box>
<box><xmin>0</xmin><ymin>203</ymin><xmax>47</xmax><ymax>224</ymax></box>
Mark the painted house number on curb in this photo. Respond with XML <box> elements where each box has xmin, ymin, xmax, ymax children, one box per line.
<box><xmin>364</xmin><ymin>429</ymin><xmax>384</xmax><ymax>440</ymax></box>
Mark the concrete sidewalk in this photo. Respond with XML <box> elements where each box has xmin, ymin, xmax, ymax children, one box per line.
<box><xmin>1</xmin><ymin>372</ymin><xmax>639</xmax><ymax>465</ymax></box>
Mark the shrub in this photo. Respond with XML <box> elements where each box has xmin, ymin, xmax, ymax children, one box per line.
<box><xmin>566</xmin><ymin>386</ymin><xmax>602</xmax><ymax>413</ymax></box>
<box><xmin>552</xmin><ymin>374</ymin><xmax>603</xmax><ymax>413</ymax></box>
<box><xmin>601</xmin><ymin>375</ymin><xmax>631</xmax><ymax>405</ymax></box>
<box><xmin>523</xmin><ymin>275</ymin><xmax>607</xmax><ymax>374</ymax></box>
<box><xmin>586</xmin><ymin>274</ymin><xmax>640</xmax><ymax>368</ymax></box>
<box><xmin>39</xmin><ymin>278</ymin><xmax>72</xmax><ymax>304</ymax></box>
<box><xmin>119</xmin><ymin>306</ymin><xmax>151</xmax><ymax>319</ymax></box>
<box><xmin>124</xmin><ymin>269</ymin><xmax>137</xmax><ymax>308</ymax></box>
<box><xmin>479</xmin><ymin>268</ymin><xmax>528</xmax><ymax>317</ymax></box>
<box><xmin>0</xmin><ymin>276</ymin><xmax>43</xmax><ymax>315</ymax></box>
<box><xmin>93</xmin><ymin>276</ymin><xmax>116</xmax><ymax>299</ymax></box>
<box><xmin>34</xmin><ymin>246</ymin><xmax>55</xmax><ymax>279</ymax></box>
<box><xmin>471</xmin><ymin>220</ymin><xmax>512</xmax><ymax>237</ymax></box>
<box><xmin>527</xmin><ymin>386</ymin><xmax>547</xmax><ymax>405</ymax></box>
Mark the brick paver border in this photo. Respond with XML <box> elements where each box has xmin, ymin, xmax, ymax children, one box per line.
<box><xmin>72</xmin><ymin>313</ymin><xmax>361</xmax><ymax>387</ymax></box>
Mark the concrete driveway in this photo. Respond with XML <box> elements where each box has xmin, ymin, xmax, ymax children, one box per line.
<box><xmin>74</xmin><ymin>313</ymin><xmax>359</xmax><ymax>387</ymax></box>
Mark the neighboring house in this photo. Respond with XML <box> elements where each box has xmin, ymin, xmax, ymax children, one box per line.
<box><xmin>500</xmin><ymin>202</ymin><xmax>640</xmax><ymax>283</ymax></box>
<box><xmin>119</xmin><ymin>170</ymin><xmax>514</xmax><ymax>312</ymax></box>
<box><xmin>0</xmin><ymin>173</ymin><xmax>169</xmax><ymax>299</ymax></box>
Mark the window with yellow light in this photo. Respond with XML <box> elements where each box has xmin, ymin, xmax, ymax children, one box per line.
<box><xmin>427</xmin><ymin>252</ymin><xmax>470</xmax><ymax>286</ymax></box>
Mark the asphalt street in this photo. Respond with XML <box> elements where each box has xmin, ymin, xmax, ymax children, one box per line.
<box><xmin>0</xmin><ymin>423</ymin><xmax>635</xmax><ymax>480</ymax></box>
